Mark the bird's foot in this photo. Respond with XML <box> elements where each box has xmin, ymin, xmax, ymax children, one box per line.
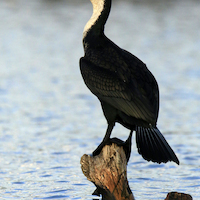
<box><xmin>92</xmin><ymin>139</ymin><xmax>110</xmax><ymax>156</ymax></box>
<box><xmin>92</xmin><ymin>132</ymin><xmax>133</xmax><ymax>162</ymax></box>
<box><xmin>109</xmin><ymin>134</ymin><xmax>132</xmax><ymax>162</ymax></box>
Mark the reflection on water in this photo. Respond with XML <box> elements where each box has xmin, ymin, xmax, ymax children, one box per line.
<box><xmin>0</xmin><ymin>0</ymin><xmax>200</xmax><ymax>199</ymax></box>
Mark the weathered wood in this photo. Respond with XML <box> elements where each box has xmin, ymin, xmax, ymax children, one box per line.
<box><xmin>80</xmin><ymin>143</ymin><xmax>135</xmax><ymax>200</ymax></box>
<box><xmin>80</xmin><ymin>142</ymin><xmax>193</xmax><ymax>200</ymax></box>
<box><xmin>165</xmin><ymin>192</ymin><xmax>193</xmax><ymax>200</ymax></box>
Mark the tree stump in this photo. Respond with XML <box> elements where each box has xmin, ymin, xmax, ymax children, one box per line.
<box><xmin>165</xmin><ymin>192</ymin><xmax>193</xmax><ymax>200</ymax></box>
<box><xmin>80</xmin><ymin>143</ymin><xmax>135</xmax><ymax>200</ymax></box>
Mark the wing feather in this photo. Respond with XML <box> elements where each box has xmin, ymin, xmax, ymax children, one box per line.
<box><xmin>80</xmin><ymin>56</ymin><xmax>158</xmax><ymax>125</ymax></box>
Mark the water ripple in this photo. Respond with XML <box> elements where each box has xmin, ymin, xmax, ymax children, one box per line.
<box><xmin>47</xmin><ymin>189</ymin><xmax>70</xmax><ymax>193</ymax></box>
<box><xmin>12</xmin><ymin>182</ymin><xmax>25</xmax><ymax>185</ymax></box>
<box><xmin>37</xmin><ymin>195</ymin><xmax>69</xmax><ymax>199</ymax></box>
<box><xmin>0</xmin><ymin>0</ymin><xmax>200</xmax><ymax>200</ymax></box>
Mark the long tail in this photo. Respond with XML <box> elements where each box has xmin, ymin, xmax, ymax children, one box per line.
<box><xmin>136</xmin><ymin>126</ymin><xmax>179</xmax><ymax>165</ymax></box>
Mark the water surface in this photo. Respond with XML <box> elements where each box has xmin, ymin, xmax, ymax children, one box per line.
<box><xmin>0</xmin><ymin>0</ymin><xmax>200</xmax><ymax>199</ymax></box>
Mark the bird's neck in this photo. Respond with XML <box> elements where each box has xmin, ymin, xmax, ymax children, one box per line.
<box><xmin>83</xmin><ymin>0</ymin><xmax>111</xmax><ymax>39</ymax></box>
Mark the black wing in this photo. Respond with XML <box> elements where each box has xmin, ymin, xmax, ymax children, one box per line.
<box><xmin>80</xmin><ymin>37</ymin><xmax>159</xmax><ymax>124</ymax></box>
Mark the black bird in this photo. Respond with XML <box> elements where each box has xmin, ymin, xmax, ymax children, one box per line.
<box><xmin>80</xmin><ymin>0</ymin><xmax>179</xmax><ymax>165</ymax></box>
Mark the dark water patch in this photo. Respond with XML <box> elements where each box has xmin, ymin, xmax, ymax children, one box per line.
<box><xmin>51</xmin><ymin>152</ymin><xmax>69</xmax><ymax>155</ymax></box>
<box><xmin>145</xmin><ymin>164</ymin><xmax>165</xmax><ymax>169</ymax></box>
<box><xmin>50</xmin><ymin>166</ymin><xmax>68</xmax><ymax>170</ymax></box>
<box><xmin>24</xmin><ymin>170</ymin><xmax>37</xmax><ymax>174</ymax></box>
<box><xmin>0</xmin><ymin>171</ymin><xmax>7</xmax><ymax>174</ymax></box>
<box><xmin>75</xmin><ymin>94</ymin><xmax>94</xmax><ymax>100</ymax></box>
<box><xmin>188</xmin><ymin>184</ymin><xmax>200</xmax><ymax>188</ymax></box>
<box><xmin>5</xmin><ymin>191</ymin><xmax>17</xmax><ymax>194</ymax></box>
<box><xmin>38</xmin><ymin>195</ymin><xmax>69</xmax><ymax>199</ymax></box>
<box><xmin>12</xmin><ymin>182</ymin><xmax>25</xmax><ymax>185</ymax></box>
<box><xmin>191</xmin><ymin>168</ymin><xmax>200</xmax><ymax>172</ymax></box>
<box><xmin>40</xmin><ymin>185</ymin><xmax>47</xmax><ymax>188</ymax></box>
<box><xmin>79</xmin><ymin>143</ymin><xmax>87</xmax><ymax>148</ymax></box>
<box><xmin>146</xmin><ymin>186</ymin><xmax>159</xmax><ymax>190</ymax></box>
<box><xmin>136</xmin><ymin>177</ymin><xmax>153</xmax><ymax>181</ymax></box>
<box><xmin>73</xmin><ymin>183</ymin><xmax>87</xmax><ymax>186</ymax></box>
<box><xmin>129</xmin><ymin>161</ymin><xmax>146</xmax><ymax>165</ymax></box>
<box><xmin>182</xmin><ymin>176</ymin><xmax>200</xmax><ymax>180</ymax></box>
<box><xmin>134</xmin><ymin>177</ymin><xmax>161</xmax><ymax>182</ymax></box>
<box><xmin>23</xmin><ymin>159</ymin><xmax>31</xmax><ymax>163</ymax></box>
<box><xmin>36</xmin><ymin>161</ymin><xmax>43</xmax><ymax>164</ymax></box>
<box><xmin>184</xmin><ymin>156</ymin><xmax>198</xmax><ymax>161</ymax></box>
<box><xmin>129</xmin><ymin>179</ymin><xmax>141</xmax><ymax>183</ymax></box>
<box><xmin>32</xmin><ymin>116</ymin><xmax>53</xmax><ymax>123</ymax></box>
<box><xmin>47</xmin><ymin>189</ymin><xmax>70</xmax><ymax>193</ymax></box>
<box><xmin>40</xmin><ymin>175</ymin><xmax>52</xmax><ymax>178</ymax></box>
<box><xmin>175</xmin><ymin>143</ymin><xmax>186</xmax><ymax>148</ymax></box>
<box><xmin>56</xmin><ymin>181</ymin><xmax>69</xmax><ymax>183</ymax></box>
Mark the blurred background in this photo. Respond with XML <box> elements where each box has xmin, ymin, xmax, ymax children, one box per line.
<box><xmin>0</xmin><ymin>0</ymin><xmax>200</xmax><ymax>199</ymax></box>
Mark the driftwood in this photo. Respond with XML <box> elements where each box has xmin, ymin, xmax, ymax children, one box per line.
<box><xmin>165</xmin><ymin>192</ymin><xmax>193</xmax><ymax>200</ymax></box>
<box><xmin>80</xmin><ymin>140</ymin><xmax>192</xmax><ymax>200</ymax></box>
<box><xmin>81</xmin><ymin>141</ymin><xmax>134</xmax><ymax>200</ymax></box>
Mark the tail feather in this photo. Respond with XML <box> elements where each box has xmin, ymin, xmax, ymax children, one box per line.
<box><xmin>145</xmin><ymin>128</ymin><xmax>157</xmax><ymax>160</ymax></box>
<box><xmin>136</xmin><ymin>126</ymin><xmax>179</xmax><ymax>165</ymax></box>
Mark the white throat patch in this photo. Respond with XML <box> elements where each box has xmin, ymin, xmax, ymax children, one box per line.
<box><xmin>83</xmin><ymin>0</ymin><xmax>105</xmax><ymax>38</ymax></box>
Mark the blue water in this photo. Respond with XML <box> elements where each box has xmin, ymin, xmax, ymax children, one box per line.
<box><xmin>0</xmin><ymin>0</ymin><xmax>200</xmax><ymax>199</ymax></box>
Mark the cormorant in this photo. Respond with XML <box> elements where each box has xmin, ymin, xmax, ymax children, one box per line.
<box><xmin>80</xmin><ymin>0</ymin><xmax>179</xmax><ymax>164</ymax></box>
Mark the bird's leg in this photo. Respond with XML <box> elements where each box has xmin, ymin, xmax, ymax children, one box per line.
<box><xmin>123</xmin><ymin>130</ymin><xmax>133</xmax><ymax>162</ymax></box>
<box><xmin>92</xmin><ymin>123</ymin><xmax>114</xmax><ymax>156</ymax></box>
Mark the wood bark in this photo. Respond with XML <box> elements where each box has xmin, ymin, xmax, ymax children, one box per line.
<box><xmin>80</xmin><ymin>143</ymin><xmax>134</xmax><ymax>200</ymax></box>
<box><xmin>165</xmin><ymin>192</ymin><xmax>193</xmax><ymax>200</ymax></box>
